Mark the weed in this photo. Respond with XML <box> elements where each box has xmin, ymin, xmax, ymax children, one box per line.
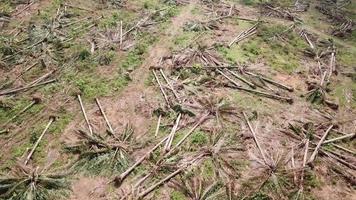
<box><xmin>201</xmin><ymin>158</ymin><xmax>215</xmax><ymax>178</ymax></box>
<box><xmin>330</xmin><ymin>78</ymin><xmax>356</xmax><ymax>108</ymax></box>
<box><xmin>72</xmin><ymin>74</ymin><xmax>129</xmax><ymax>99</ymax></box>
<box><xmin>248</xmin><ymin>192</ymin><xmax>271</xmax><ymax>200</ymax></box>
<box><xmin>305</xmin><ymin>170</ymin><xmax>321</xmax><ymax>189</ymax></box>
<box><xmin>173</xmin><ymin>32</ymin><xmax>198</xmax><ymax>50</ymax></box>
<box><xmin>0</xmin><ymin>1</ymin><xmax>13</xmax><ymax>14</ymax></box>
<box><xmin>170</xmin><ymin>190</ymin><xmax>186</xmax><ymax>200</ymax></box>
<box><xmin>239</xmin><ymin>0</ymin><xmax>266</xmax><ymax>6</ymax></box>
<box><xmin>49</xmin><ymin>112</ymin><xmax>73</xmax><ymax>136</ymax></box>
<box><xmin>120</xmin><ymin>33</ymin><xmax>157</xmax><ymax>70</ymax></box>
<box><xmin>338</xmin><ymin>48</ymin><xmax>356</xmax><ymax>67</ymax></box>
<box><xmin>190</xmin><ymin>130</ymin><xmax>208</xmax><ymax>146</ymax></box>
<box><xmin>99</xmin><ymin>11</ymin><xmax>136</xmax><ymax>29</ymax></box>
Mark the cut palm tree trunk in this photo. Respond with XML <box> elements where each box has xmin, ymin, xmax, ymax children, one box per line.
<box><xmin>320</xmin><ymin>149</ymin><xmax>356</xmax><ymax>170</ymax></box>
<box><xmin>12</xmin><ymin>1</ymin><xmax>35</xmax><ymax>16</ymax></box>
<box><xmin>243</xmin><ymin>112</ymin><xmax>269</xmax><ymax>166</ymax></box>
<box><xmin>120</xmin><ymin>20</ymin><xmax>123</xmax><ymax>49</ymax></box>
<box><xmin>298</xmin><ymin>139</ymin><xmax>309</xmax><ymax>196</ymax></box>
<box><xmin>164</xmin><ymin>113</ymin><xmax>182</xmax><ymax>152</ymax></box>
<box><xmin>217</xmin><ymin>69</ymin><xmax>241</xmax><ymax>87</ymax></box>
<box><xmin>291</xmin><ymin>146</ymin><xmax>297</xmax><ymax>184</ymax></box>
<box><xmin>172</xmin><ymin>112</ymin><xmax>210</xmax><ymax>150</ymax></box>
<box><xmin>334</xmin><ymin>144</ymin><xmax>356</xmax><ymax>155</ymax></box>
<box><xmin>137</xmin><ymin>153</ymin><xmax>206</xmax><ymax>199</ymax></box>
<box><xmin>138</xmin><ymin>167</ymin><xmax>185</xmax><ymax>199</ymax></box>
<box><xmin>114</xmin><ymin>136</ymin><xmax>169</xmax><ymax>186</ymax></box>
<box><xmin>0</xmin><ymin>79</ymin><xmax>56</xmax><ymax>96</ymax></box>
<box><xmin>77</xmin><ymin>94</ymin><xmax>93</xmax><ymax>135</ymax></box>
<box><xmin>238</xmin><ymin>85</ymin><xmax>292</xmax><ymax>103</ymax></box>
<box><xmin>159</xmin><ymin>69</ymin><xmax>180</xmax><ymax>102</ymax></box>
<box><xmin>323</xmin><ymin>133</ymin><xmax>355</xmax><ymax>144</ymax></box>
<box><xmin>24</xmin><ymin>116</ymin><xmax>55</xmax><ymax>165</ymax></box>
<box><xmin>0</xmin><ymin>129</ymin><xmax>9</xmax><ymax>134</ymax></box>
<box><xmin>327</xmin><ymin>49</ymin><xmax>336</xmax><ymax>80</ymax></box>
<box><xmin>308</xmin><ymin>125</ymin><xmax>333</xmax><ymax>163</ymax></box>
<box><xmin>305</xmin><ymin>128</ymin><xmax>355</xmax><ymax>156</ymax></box>
<box><xmin>95</xmin><ymin>98</ymin><xmax>117</xmax><ymax>138</ymax></box>
<box><xmin>226</xmin><ymin>69</ymin><xmax>256</xmax><ymax>88</ymax></box>
<box><xmin>64</xmin><ymin>3</ymin><xmax>95</xmax><ymax>12</ymax></box>
<box><xmin>120</xmin><ymin>7</ymin><xmax>169</xmax><ymax>38</ymax></box>
<box><xmin>228</xmin><ymin>22</ymin><xmax>259</xmax><ymax>47</ymax></box>
<box><xmin>220</xmin><ymin>70</ymin><xmax>292</xmax><ymax>102</ymax></box>
<box><xmin>155</xmin><ymin>114</ymin><xmax>162</xmax><ymax>137</ymax></box>
<box><xmin>152</xmin><ymin>70</ymin><xmax>170</xmax><ymax>106</ymax></box>
<box><xmin>245</xmin><ymin>71</ymin><xmax>294</xmax><ymax>92</ymax></box>
<box><xmin>301</xmin><ymin>31</ymin><xmax>314</xmax><ymax>49</ymax></box>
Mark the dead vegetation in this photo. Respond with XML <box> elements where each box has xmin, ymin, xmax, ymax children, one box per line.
<box><xmin>0</xmin><ymin>162</ymin><xmax>71</xmax><ymax>200</ymax></box>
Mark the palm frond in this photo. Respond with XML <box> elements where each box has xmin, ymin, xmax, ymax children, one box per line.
<box><xmin>66</xmin><ymin>125</ymin><xmax>135</xmax><ymax>176</ymax></box>
<box><xmin>0</xmin><ymin>164</ymin><xmax>71</xmax><ymax>200</ymax></box>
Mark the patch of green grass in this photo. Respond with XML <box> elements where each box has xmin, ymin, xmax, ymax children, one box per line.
<box><xmin>0</xmin><ymin>98</ymin><xmax>33</xmax><ymax>124</ymax></box>
<box><xmin>144</xmin><ymin>72</ymin><xmax>154</xmax><ymax>86</ymax></box>
<box><xmin>172</xmin><ymin>32</ymin><xmax>198</xmax><ymax>50</ymax></box>
<box><xmin>0</xmin><ymin>1</ymin><xmax>13</xmax><ymax>14</ymax></box>
<box><xmin>239</xmin><ymin>0</ymin><xmax>264</xmax><ymax>6</ymax></box>
<box><xmin>49</xmin><ymin>111</ymin><xmax>73</xmax><ymax>136</ymax></box>
<box><xmin>330</xmin><ymin>78</ymin><xmax>356</xmax><ymax>109</ymax></box>
<box><xmin>170</xmin><ymin>190</ymin><xmax>187</xmax><ymax>200</ymax></box>
<box><xmin>338</xmin><ymin>48</ymin><xmax>356</xmax><ymax>67</ymax></box>
<box><xmin>190</xmin><ymin>130</ymin><xmax>208</xmax><ymax>146</ymax></box>
<box><xmin>120</xmin><ymin>33</ymin><xmax>157</xmax><ymax>70</ymax></box>
<box><xmin>305</xmin><ymin>170</ymin><xmax>321</xmax><ymax>188</ymax></box>
<box><xmin>142</xmin><ymin>0</ymin><xmax>160</xmax><ymax>9</ymax></box>
<box><xmin>73</xmin><ymin>73</ymin><xmax>130</xmax><ymax>99</ymax></box>
<box><xmin>10</xmin><ymin>142</ymin><xmax>30</xmax><ymax>159</ymax></box>
<box><xmin>0</xmin><ymin>142</ymin><xmax>31</xmax><ymax>170</ymax></box>
<box><xmin>99</xmin><ymin>10</ymin><xmax>136</xmax><ymax>29</ymax></box>
<box><xmin>201</xmin><ymin>158</ymin><xmax>215</xmax><ymax>179</ymax></box>
<box><xmin>217</xmin><ymin>44</ymin><xmax>250</xmax><ymax>64</ymax></box>
<box><xmin>36</xmin><ymin>0</ymin><xmax>64</xmax><ymax>21</ymax></box>
<box><xmin>248</xmin><ymin>192</ymin><xmax>271</xmax><ymax>200</ymax></box>
<box><xmin>218</xmin><ymin>23</ymin><xmax>306</xmax><ymax>73</ymax></box>
<box><xmin>259</xmin><ymin>24</ymin><xmax>307</xmax><ymax>73</ymax></box>
<box><xmin>231</xmin><ymin>92</ymin><xmax>278</xmax><ymax>115</ymax></box>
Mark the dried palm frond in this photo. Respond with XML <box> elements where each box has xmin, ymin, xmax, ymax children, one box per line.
<box><xmin>169</xmin><ymin>167</ymin><xmax>223</xmax><ymax>200</ymax></box>
<box><xmin>237</xmin><ymin>156</ymin><xmax>294</xmax><ymax>200</ymax></box>
<box><xmin>305</xmin><ymin>80</ymin><xmax>337</xmax><ymax>109</ymax></box>
<box><xmin>207</xmin><ymin>134</ymin><xmax>244</xmax><ymax>180</ymax></box>
<box><xmin>107</xmin><ymin>0</ymin><xmax>126</xmax><ymax>8</ymax></box>
<box><xmin>332</xmin><ymin>18</ymin><xmax>353</xmax><ymax>37</ymax></box>
<box><xmin>163</xmin><ymin>0</ymin><xmax>190</xmax><ymax>6</ymax></box>
<box><xmin>306</xmin><ymin>82</ymin><xmax>327</xmax><ymax>104</ymax></box>
<box><xmin>0</xmin><ymin>163</ymin><xmax>71</xmax><ymax>200</ymax></box>
<box><xmin>66</xmin><ymin>124</ymin><xmax>135</xmax><ymax>175</ymax></box>
<box><xmin>169</xmin><ymin>45</ymin><xmax>227</xmax><ymax>69</ymax></box>
<box><xmin>201</xmin><ymin>0</ymin><xmax>239</xmax><ymax>18</ymax></box>
<box><xmin>195</xmin><ymin>95</ymin><xmax>238</xmax><ymax>123</ymax></box>
<box><xmin>183</xmin><ymin>20</ymin><xmax>219</xmax><ymax>32</ymax></box>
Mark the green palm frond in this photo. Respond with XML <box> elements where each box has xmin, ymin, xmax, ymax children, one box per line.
<box><xmin>66</xmin><ymin>125</ymin><xmax>135</xmax><ymax>176</ymax></box>
<box><xmin>0</xmin><ymin>164</ymin><xmax>71</xmax><ymax>200</ymax></box>
<box><xmin>170</xmin><ymin>167</ymin><xmax>223</xmax><ymax>200</ymax></box>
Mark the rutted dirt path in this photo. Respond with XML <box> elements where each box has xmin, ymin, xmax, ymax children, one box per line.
<box><xmin>68</xmin><ymin>1</ymin><xmax>198</xmax><ymax>199</ymax></box>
